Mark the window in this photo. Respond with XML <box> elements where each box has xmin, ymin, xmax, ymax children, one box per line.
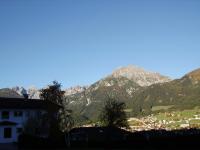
<box><xmin>17</xmin><ymin>128</ymin><xmax>23</xmax><ymax>134</ymax></box>
<box><xmin>4</xmin><ymin>128</ymin><xmax>12</xmax><ymax>138</ymax></box>
<box><xmin>14</xmin><ymin>111</ymin><xmax>23</xmax><ymax>117</ymax></box>
<box><xmin>2</xmin><ymin>111</ymin><xmax>9</xmax><ymax>119</ymax></box>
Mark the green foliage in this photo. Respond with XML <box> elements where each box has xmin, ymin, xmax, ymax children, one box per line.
<box><xmin>128</xmin><ymin>120</ymin><xmax>143</xmax><ymax>126</ymax></box>
<box><xmin>40</xmin><ymin>81</ymin><xmax>74</xmax><ymax>134</ymax></box>
<box><xmin>59</xmin><ymin>103</ymin><xmax>74</xmax><ymax>132</ymax></box>
<box><xmin>132</xmin><ymin>75</ymin><xmax>200</xmax><ymax>116</ymax></box>
<box><xmin>152</xmin><ymin>105</ymin><xmax>174</xmax><ymax>111</ymax></box>
<box><xmin>99</xmin><ymin>98</ymin><xmax>129</xmax><ymax>128</ymax></box>
<box><xmin>152</xmin><ymin>108</ymin><xmax>200</xmax><ymax>129</ymax></box>
<box><xmin>40</xmin><ymin>81</ymin><xmax>65</xmax><ymax>105</ymax></box>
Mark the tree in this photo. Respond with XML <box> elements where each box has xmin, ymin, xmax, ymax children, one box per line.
<box><xmin>40</xmin><ymin>81</ymin><xmax>65</xmax><ymax>105</ymax></box>
<box><xmin>23</xmin><ymin>111</ymin><xmax>48</xmax><ymax>136</ymax></box>
<box><xmin>59</xmin><ymin>98</ymin><xmax>75</xmax><ymax>147</ymax></box>
<box><xmin>99</xmin><ymin>97</ymin><xmax>129</xmax><ymax>128</ymax></box>
<box><xmin>59</xmin><ymin>99</ymin><xmax>74</xmax><ymax>132</ymax></box>
<box><xmin>40</xmin><ymin>81</ymin><xmax>73</xmax><ymax>138</ymax></box>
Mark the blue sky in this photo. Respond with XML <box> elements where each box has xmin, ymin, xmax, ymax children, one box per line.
<box><xmin>0</xmin><ymin>0</ymin><xmax>200</xmax><ymax>89</ymax></box>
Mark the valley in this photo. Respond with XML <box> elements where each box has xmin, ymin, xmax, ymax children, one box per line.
<box><xmin>128</xmin><ymin>108</ymin><xmax>200</xmax><ymax>131</ymax></box>
<box><xmin>1</xmin><ymin>65</ymin><xmax>200</xmax><ymax>129</ymax></box>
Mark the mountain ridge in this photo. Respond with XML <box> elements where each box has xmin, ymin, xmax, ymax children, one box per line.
<box><xmin>1</xmin><ymin>65</ymin><xmax>200</xmax><ymax>124</ymax></box>
<box><xmin>112</xmin><ymin>65</ymin><xmax>171</xmax><ymax>86</ymax></box>
<box><xmin>65</xmin><ymin>65</ymin><xmax>173</xmax><ymax>122</ymax></box>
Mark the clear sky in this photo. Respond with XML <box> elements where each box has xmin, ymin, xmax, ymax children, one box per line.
<box><xmin>0</xmin><ymin>0</ymin><xmax>200</xmax><ymax>89</ymax></box>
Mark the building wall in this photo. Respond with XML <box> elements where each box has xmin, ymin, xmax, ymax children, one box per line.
<box><xmin>0</xmin><ymin>126</ymin><xmax>18</xmax><ymax>143</ymax></box>
<box><xmin>0</xmin><ymin>109</ymin><xmax>42</xmax><ymax>124</ymax></box>
<box><xmin>0</xmin><ymin>109</ymin><xmax>46</xmax><ymax>143</ymax></box>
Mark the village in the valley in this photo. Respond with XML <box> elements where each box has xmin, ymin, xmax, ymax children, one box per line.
<box><xmin>128</xmin><ymin>110</ymin><xmax>200</xmax><ymax>131</ymax></box>
<box><xmin>82</xmin><ymin>109</ymin><xmax>200</xmax><ymax>132</ymax></box>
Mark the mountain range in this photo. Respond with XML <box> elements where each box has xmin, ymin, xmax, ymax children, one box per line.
<box><xmin>0</xmin><ymin>85</ymin><xmax>87</xmax><ymax>99</ymax></box>
<box><xmin>132</xmin><ymin>68</ymin><xmax>200</xmax><ymax>115</ymax></box>
<box><xmin>1</xmin><ymin>65</ymin><xmax>200</xmax><ymax>123</ymax></box>
<box><xmin>65</xmin><ymin>65</ymin><xmax>171</xmax><ymax>122</ymax></box>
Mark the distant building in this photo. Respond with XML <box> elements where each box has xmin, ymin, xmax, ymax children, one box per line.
<box><xmin>0</xmin><ymin>97</ymin><xmax>61</xmax><ymax>143</ymax></box>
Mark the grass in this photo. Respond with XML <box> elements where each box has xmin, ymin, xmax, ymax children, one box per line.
<box><xmin>127</xmin><ymin>108</ymin><xmax>200</xmax><ymax>130</ymax></box>
<box><xmin>124</xmin><ymin>109</ymin><xmax>133</xmax><ymax>113</ymax></box>
<box><xmin>155</xmin><ymin>109</ymin><xmax>200</xmax><ymax>120</ymax></box>
<box><xmin>151</xmin><ymin>105</ymin><xmax>174</xmax><ymax>111</ymax></box>
<box><xmin>128</xmin><ymin>120</ymin><xmax>143</xmax><ymax>126</ymax></box>
<box><xmin>154</xmin><ymin>108</ymin><xmax>200</xmax><ymax>129</ymax></box>
<box><xmin>125</xmin><ymin>105</ymin><xmax>200</xmax><ymax>129</ymax></box>
<box><xmin>189</xmin><ymin>119</ymin><xmax>200</xmax><ymax>124</ymax></box>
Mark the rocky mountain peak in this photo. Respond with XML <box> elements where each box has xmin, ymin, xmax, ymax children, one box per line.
<box><xmin>12</xmin><ymin>86</ymin><xmax>27</xmax><ymax>96</ymax></box>
<box><xmin>12</xmin><ymin>86</ymin><xmax>40</xmax><ymax>99</ymax></box>
<box><xmin>185</xmin><ymin>68</ymin><xmax>200</xmax><ymax>81</ymax></box>
<box><xmin>10</xmin><ymin>85</ymin><xmax>88</xmax><ymax>98</ymax></box>
<box><xmin>112</xmin><ymin>65</ymin><xmax>171</xmax><ymax>86</ymax></box>
<box><xmin>65</xmin><ymin>86</ymin><xmax>88</xmax><ymax>96</ymax></box>
<box><xmin>27</xmin><ymin>86</ymin><xmax>40</xmax><ymax>99</ymax></box>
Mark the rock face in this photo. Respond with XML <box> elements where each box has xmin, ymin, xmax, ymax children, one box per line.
<box><xmin>12</xmin><ymin>87</ymin><xmax>27</xmax><ymax>96</ymax></box>
<box><xmin>65</xmin><ymin>86</ymin><xmax>88</xmax><ymax>96</ymax></box>
<box><xmin>27</xmin><ymin>86</ymin><xmax>40</xmax><ymax>99</ymax></box>
<box><xmin>66</xmin><ymin>65</ymin><xmax>172</xmax><ymax>122</ymax></box>
<box><xmin>5</xmin><ymin>85</ymin><xmax>88</xmax><ymax>99</ymax></box>
<box><xmin>184</xmin><ymin>68</ymin><xmax>200</xmax><ymax>82</ymax></box>
<box><xmin>112</xmin><ymin>65</ymin><xmax>171</xmax><ymax>86</ymax></box>
<box><xmin>12</xmin><ymin>86</ymin><xmax>40</xmax><ymax>99</ymax></box>
<box><xmin>66</xmin><ymin>75</ymin><xmax>142</xmax><ymax>122</ymax></box>
<box><xmin>1</xmin><ymin>65</ymin><xmax>171</xmax><ymax>100</ymax></box>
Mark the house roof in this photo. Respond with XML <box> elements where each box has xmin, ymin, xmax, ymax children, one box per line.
<box><xmin>0</xmin><ymin>121</ymin><xmax>18</xmax><ymax>126</ymax></box>
<box><xmin>0</xmin><ymin>97</ymin><xmax>62</xmax><ymax>110</ymax></box>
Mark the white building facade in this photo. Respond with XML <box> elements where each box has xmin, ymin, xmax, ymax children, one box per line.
<box><xmin>0</xmin><ymin>97</ymin><xmax>60</xmax><ymax>143</ymax></box>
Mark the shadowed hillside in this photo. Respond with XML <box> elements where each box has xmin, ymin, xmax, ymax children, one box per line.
<box><xmin>0</xmin><ymin>88</ymin><xmax>23</xmax><ymax>98</ymax></box>
<box><xmin>132</xmin><ymin>68</ymin><xmax>200</xmax><ymax>116</ymax></box>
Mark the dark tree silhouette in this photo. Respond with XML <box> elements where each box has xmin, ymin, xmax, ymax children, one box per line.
<box><xmin>40</xmin><ymin>81</ymin><xmax>64</xmax><ymax>139</ymax></box>
<box><xmin>100</xmin><ymin>97</ymin><xmax>129</xmax><ymax>128</ymax></box>
<box><xmin>40</xmin><ymin>81</ymin><xmax>73</xmax><ymax>139</ymax></box>
<box><xmin>40</xmin><ymin>81</ymin><xmax>65</xmax><ymax>105</ymax></box>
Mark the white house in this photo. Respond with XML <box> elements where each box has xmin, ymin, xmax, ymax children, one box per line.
<box><xmin>0</xmin><ymin>97</ymin><xmax>61</xmax><ymax>143</ymax></box>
